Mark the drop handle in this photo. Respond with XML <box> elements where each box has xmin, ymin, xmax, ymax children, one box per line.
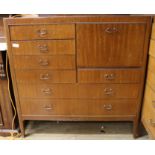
<box><xmin>149</xmin><ymin>119</ymin><xmax>155</xmax><ymax>127</ymax></box>
<box><xmin>40</xmin><ymin>73</ymin><xmax>49</xmax><ymax>80</ymax></box>
<box><xmin>38</xmin><ymin>45</ymin><xmax>48</xmax><ymax>52</ymax></box>
<box><xmin>104</xmin><ymin>88</ymin><xmax>113</xmax><ymax>95</ymax></box>
<box><xmin>105</xmin><ymin>27</ymin><xmax>118</xmax><ymax>34</ymax></box>
<box><xmin>103</xmin><ymin>104</ymin><xmax>112</xmax><ymax>110</ymax></box>
<box><xmin>41</xmin><ymin>88</ymin><xmax>52</xmax><ymax>95</ymax></box>
<box><xmin>104</xmin><ymin>74</ymin><xmax>115</xmax><ymax>80</ymax></box>
<box><xmin>37</xmin><ymin>29</ymin><xmax>48</xmax><ymax>37</ymax></box>
<box><xmin>43</xmin><ymin>105</ymin><xmax>53</xmax><ymax>111</ymax></box>
<box><xmin>39</xmin><ymin>59</ymin><xmax>49</xmax><ymax>66</ymax></box>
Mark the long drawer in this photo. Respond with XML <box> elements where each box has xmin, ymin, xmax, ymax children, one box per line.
<box><xmin>15</xmin><ymin>70</ymin><xmax>76</xmax><ymax>84</ymax></box>
<box><xmin>78</xmin><ymin>69</ymin><xmax>142</xmax><ymax>83</ymax></box>
<box><xmin>20</xmin><ymin>99</ymin><xmax>138</xmax><ymax>116</ymax></box>
<box><xmin>142</xmin><ymin>85</ymin><xmax>155</xmax><ymax>138</ymax></box>
<box><xmin>17</xmin><ymin>84</ymin><xmax>140</xmax><ymax>99</ymax></box>
<box><xmin>11</xmin><ymin>40</ymin><xmax>75</xmax><ymax>55</ymax></box>
<box><xmin>10</xmin><ymin>24</ymin><xmax>75</xmax><ymax>40</ymax></box>
<box><xmin>13</xmin><ymin>55</ymin><xmax>75</xmax><ymax>69</ymax></box>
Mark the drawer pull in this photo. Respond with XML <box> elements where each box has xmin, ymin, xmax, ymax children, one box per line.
<box><xmin>105</xmin><ymin>27</ymin><xmax>118</xmax><ymax>34</ymax></box>
<box><xmin>37</xmin><ymin>29</ymin><xmax>48</xmax><ymax>37</ymax></box>
<box><xmin>40</xmin><ymin>73</ymin><xmax>49</xmax><ymax>80</ymax></box>
<box><xmin>41</xmin><ymin>88</ymin><xmax>52</xmax><ymax>95</ymax></box>
<box><xmin>104</xmin><ymin>88</ymin><xmax>113</xmax><ymax>95</ymax></box>
<box><xmin>149</xmin><ymin>119</ymin><xmax>155</xmax><ymax>127</ymax></box>
<box><xmin>104</xmin><ymin>74</ymin><xmax>115</xmax><ymax>80</ymax></box>
<box><xmin>43</xmin><ymin>106</ymin><xmax>53</xmax><ymax>111</ymax></box>
<box><xmin>38</xmin><ymin>45</ymin><xmax>48</xmax><ymax>52</ymax></box>
<box><xmin>39</xmin><ymin>59</ymin><xmax>49</xmax><ymax>66</ymax></box>
<box><xmin>103</xmin><ymin>104</ymin><xmax>112</xmax><ymax>110</ymax></box>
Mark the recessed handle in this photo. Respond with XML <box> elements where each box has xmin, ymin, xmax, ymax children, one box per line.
<box><xmin>104</xmin><ymin>74</ymin><xmax>115</xmax><ymax>80</ymax></box>
<box><xmin>105</xmin><ymin>27</ymin><xmax>118</xmax><ymax>34</ymax></box>
<box><xmin>37</xmin><ymin>29</ymin><xmax>48</xmax><ymax>37</ymax></box>
<box><xmin>39</xmin><ymin>59</ymin><xmax>49</xmax><ymax>66</ymax></box>
<box><xmin>41</xmin><ymin>88</ymin><xmax>52</xmax><ymax>95</ymax></box>
<box><xmin>40</xmin><ymin>73</ymin><xmax>50</xmax><ymax>80</ymax></box>
<box><xmin>149</xmin><ymin>119</ymin><xmax>155</xmax><ymax>127</ymax></box>
<box><xmin>38</xmin><ymin>45</ymin><xmax>48</xmax><ymax>52</ymax></box>
<box><xmin>103</xmin><ymin>104</ymin><xmax>112</xmax><ymax>111</ymax></box>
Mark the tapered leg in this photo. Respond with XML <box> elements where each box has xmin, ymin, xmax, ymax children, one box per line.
<box><xmin>133</xmin><ymin>119</ymin><xmax>140</xmax><ymax>138</ymax></box>
<box><xmin>19</xmin><ymin>120</ymin><xmax>25</xmax><ymax>137</ymax></box>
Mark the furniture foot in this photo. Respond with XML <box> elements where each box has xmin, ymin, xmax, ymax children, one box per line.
<box><xmin>133</xmin><ymin>119</ymin><xmax>140</xmax><ymax>138</ymax></box>
<box><xmin>19</xmin><ymin>120</ymin><xmax>25</xmax><ymax>137</ymax></box>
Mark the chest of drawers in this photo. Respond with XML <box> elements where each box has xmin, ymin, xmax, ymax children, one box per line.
<box><xmin>4</xmin><ymin>15</ymin><xmax>151</xmax><ymax>137</ymax></box>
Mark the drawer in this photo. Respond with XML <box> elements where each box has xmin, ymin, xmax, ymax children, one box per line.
<box><xmin>20</xmin><ymin>99</ymin><xmax>137</xmax><ymax>116</ymax></box>
<box><xmin>13</xmin><ymin>55</ymin><xmax>75</xmax><ymax>70</ymax></box>
<box><xmin>10</xmin><ymin>24</ymin><xmax>75</xmax><ymax>40</ymax></box>
<box><xmin>78</xmin><ymin>69</ymin><xmax>142</xmax><ymax>83</ymax></box>
<box><xmin>15</xmin><ymin>70</ymin><xmax>76</xmax><ymax>84</ymax></box>
<box><xmin>17</xmin><ymin>84</ymin><xmax>140</xmax><ymax>99</ymax></box>
<box><xmin>11</xmin><ymin>40</ymin><xmax>75</xmax><ymax>55</ymax></box>
<box><xmin>146</xmin><ymin>69</ymin><xmax>155</xmax><ymax>90</ymax></box>
<box><xmin>149</xmin><ymin>40</ymin><xmax>155</xmax><ymax>58</ymax></box>
<box><xmin>148</xmin><ymin>56</ymin><xmax>155</xmax><ymax>73</ymax></box>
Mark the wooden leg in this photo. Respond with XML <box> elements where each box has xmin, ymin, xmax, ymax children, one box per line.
<box><xmin>133</xmin><ymin>119</ymin><xmax>140</xmax><ymax>138</ymax></box>
<box><xmin>19</xmin><ymin>120</ymin><xmax>25</xmax><ymax>137</ymax></box>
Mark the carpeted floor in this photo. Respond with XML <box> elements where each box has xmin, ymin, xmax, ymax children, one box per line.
<box><xmin>0</xmin><ymin>121</ymin><xmax>149</xmax><ymax>140</ymax></box>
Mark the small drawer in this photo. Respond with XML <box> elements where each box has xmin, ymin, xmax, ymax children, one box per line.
<box><xmin>11</xmin><ymin>40</ymin><xmax>75</xmax><ymax>55</ymax></box>
<box><xmin>13</xmin><ymin>55</ymin><xmax>75</xmax><ymax>70</ymax></box>
<box><xmin>17</xmin><ymin>83</ymin><xmax>140</xmax><ymax>99</ymax></box>
<box><xmin>10</xmin><ymin>24</ymin><xmax>75</xmax><ymax>40</ymax></box>
<box><xmin>149</xmin><ymin>40</ymin><xmax>155</xmax><ymax>58</ymax></box>
<box><xmin>20</xmin><ymin>99</ymin><xmax>138</xmax><ymax>116</ymax></box>
<box><xmin>78</xmin><ymin>69</ymin><xmax>142</xmax><ymax>83</ymax></box>
<box><xmin>15</xmin><ymin>70</ymin><xmax>76</xmax><ymax>84</ymax></box>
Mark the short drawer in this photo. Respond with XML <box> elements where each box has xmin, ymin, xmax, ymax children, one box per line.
<box><xmin>20</xmin><ymin>99</ymin><xmax>138</xmax><ymax>116</ymax></box>
<box><xmin>78</xmin><ymin>69</ymin><xmax>142</xmax><ymax>83</ymax></box>
<box><xmin>10</xmin><ymin>24</ymin><xmax>75</xmax><ymax>40</ymax></box>
<box><xmin>13</xmin><ymin>55</ymin><xmax>75</xmax><ymax>70</ymax></box>
<box><xmin>11</xmin><ymin>40</ymin><xmax>75</xmax><ymax>55</ymax></box>
<box><xmin>15</xmin><ymin>70</ymin><xmax>76</xmax><ymax>84</ymax></box>
<box><xmin>17</xmin><ymin>84</ymin><xmax>140</xmax><ymax>99</ymax></box>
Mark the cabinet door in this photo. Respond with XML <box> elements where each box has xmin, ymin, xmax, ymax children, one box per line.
<box><xmin>77</xmin><ymin>23</ymin><xmax>146</xmax><ymax>67</ymax></box>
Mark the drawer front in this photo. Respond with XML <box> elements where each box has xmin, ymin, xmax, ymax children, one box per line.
<box><xmin>10</xmin><ymin>24</ymin><xmax>75</xmax><ymax>40</ymax></box>
<box><xmin>11</xmin><ymin>40</ymin><xmax>75</xmax><ymax>55</ymax></box>
<box><xmin>78</xmin><ymin>69</ymin><xmax>142</xmax><ymax>83</ymax></box>
<box><xmin>20</xmin><ymin>99</ymin><xmax>137</xmax><ymax>116</ymax></box>
<box><xmin>77</xmin><ymin>23</ymin><xmax>146</xmax><ymax>67</ymax></box>
<box><xmin>149</xmin><ymin>40</ymin><xmax>155</xmax><ymax>58</ymax></box>
<box><xmin>17</xmin><ymin>84</ymin><xmax>140</xmax><ymax>99</ymax></box>
<box><xmin>15</xmin><ymin>70</ymin><xmax>76</xmax><ymax>84</ymax></box>
<box><xmin>13</xmin><ymin>55</ymin><xmax>75</xmax><ymax>70</ymax></box>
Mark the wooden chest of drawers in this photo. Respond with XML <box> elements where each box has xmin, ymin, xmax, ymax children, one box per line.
<box><xmin>4</xmin><ymin>15</ymin><xmax>151</xmax><ymax>137</ymax></box>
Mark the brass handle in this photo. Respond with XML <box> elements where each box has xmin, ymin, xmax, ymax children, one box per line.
<box><xmin>38</xmin><ymin>45</ymin><xmax>48</xmax><ymax>52</ymax></box>
<box><xmin>105</xmin><ymin>27</ymin><xmax>118</xmax><ymax>34</ymax></box>
<box><xmin>103</xmin><ymin>104</ymin><xmax>112</xmax><ymax>110</ymax></box>
<box><xmin>43</xmin><ymin>105</ymin><xmax>53</xmax><ymax>111</ymax></box>
<box><xmin>37</xmin><ymin>29</ymin><xmax>48</xmax><ymax>37</ymax></box>
<box><xmin>40</xmin><ymin>73</ymin><xmax>49</xmax><ymax>80</ymax></box>
<box><xmin>104</xmin><ymin>88</ymin><xmax>113</xmax><ymax>95</ymax></box>
<box><xmin>104</xmin><ymin>74</ymin><xmax>115</xmax><ymax>80</ymax></box>
<box><xmin>42</xmin><ymin>88</ymin><xmax>52</xmax><ymax>95</ymax></box>
<box><xmin>149</xmin><ymin>119</ymin><xmax>155</xmax><ymax>127</ymax></box>
<box><xmin>39</xmin><ymin>59</ymin><xmax>49</xmax><ymax>66</ymax></box>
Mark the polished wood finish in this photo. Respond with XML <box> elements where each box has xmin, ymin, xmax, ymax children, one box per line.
<box><xmin>4</xmin><ymin>15</ymin><xmax>151</xmax><ymax>138</ymax></box>
<box><xmin>77</xmin><ymin>23</ymin><xmax>146</xmax><ymax>67</ymax></box>
<box><xmin>11</xmin><ymin>40</ymin><xmax>75</xmax><ymax>55</ymax></box>
<box><xmin>78</xmin><ymin>69</ymin><xmax>142</xmax><ymax>83</ymax></box>
<box><xmin>10</xmin><ymin>24</ymin><xmax>75</xmax><ymax>40</ymax></box>
<box><xmin>15</xmin><ymin>70</ymin><xmax>76</xmax><ymax>84</ymax></box>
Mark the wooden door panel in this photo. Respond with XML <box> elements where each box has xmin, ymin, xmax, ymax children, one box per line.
<box><xmin>77</xmin><ymin>23</ymin><xmax>146</xmax><ymax>67</ymax></box>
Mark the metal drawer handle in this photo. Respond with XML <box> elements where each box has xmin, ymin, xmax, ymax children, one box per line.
<box><xmin>149</xmin><ymin>119</ymin><xmax>155</xmax><ymax>127</ymax></box>
<box><xmin>39</xmin><ymin>59</ymin><xmax>49</xmax><ymax>66</ymax></box>
<box><xmin>105</xmin><ymin>27</ymin><xmax>118</xmax><ymax>34</ymax></box>
<box><xmin>43</xmin><ymin>105</ymin><xmax>53</xmax><ymax>111</ymax></box>
<box><xmin>103</xmin><ymin>104</ymin><xmax>112</xmax><ymax>110</ymax></box>
<box><xmin>104</xmin><ymin>74</ymin><xmax>115</xmax><ymax>80</ymax></box>
<box><xmin>104</xmin><ymin>88</ymin><xmax>113</xmax><ymax>95</ymax></box>
<box><xmin>37</xmin><ymin>29</ymin><xmax>48</xmax><ymax>37</ymax></box>
<box><xmin>40</xmin><ymin>73</ymin><xmax>49</xmax><ymax>80</ymax></box>
<box><xmin>38</xmin><ymin>45</ymin><xmax>48</xmax><ymax>52</ymax></box>
<box><xmin>41</xmin><ymin>88</ymin><xmax>52</xmax><ymax>95</ymax></box>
